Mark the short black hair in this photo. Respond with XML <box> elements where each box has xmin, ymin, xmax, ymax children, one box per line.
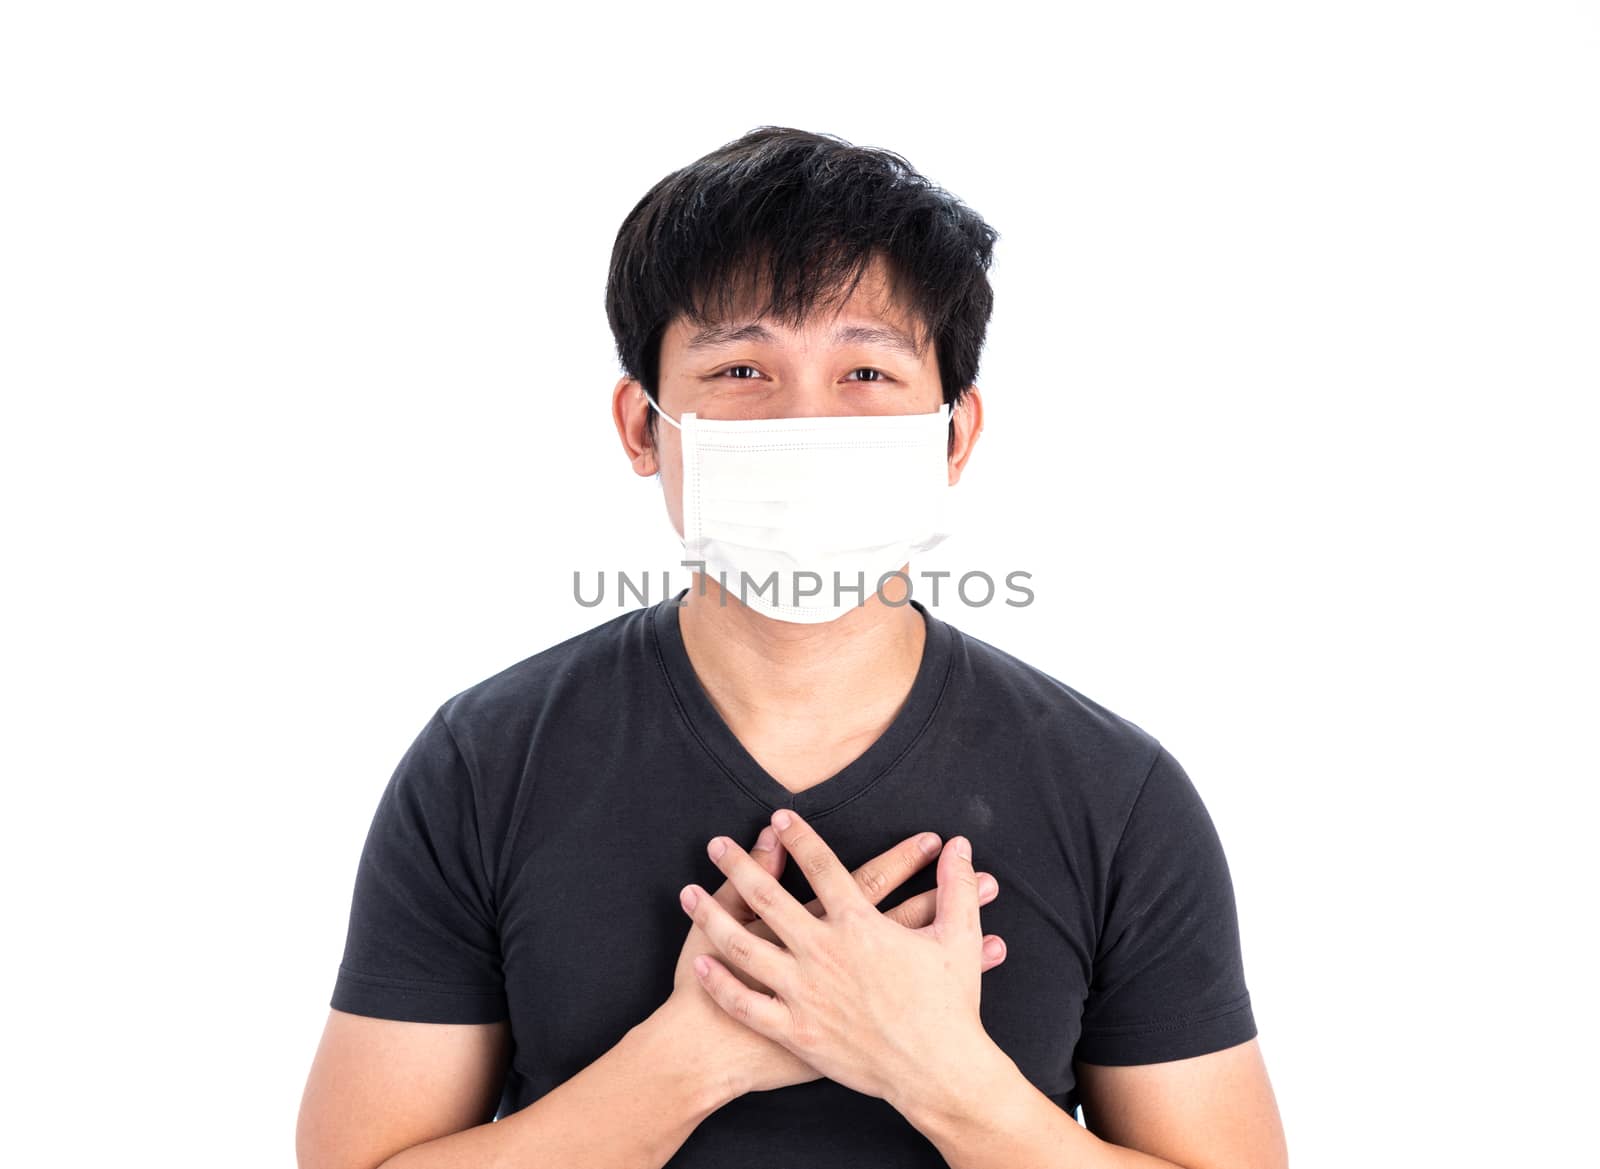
<box><xmin>605</xmin><ymin>126</ymin><xmax>1000</xmax><ymax>445</ymax></box>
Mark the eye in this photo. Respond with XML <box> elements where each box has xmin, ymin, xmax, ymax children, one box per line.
<box><xmin>713</xmin><ymin>365</ymin><xmax>894</xmax><ymax>382</ymax></box>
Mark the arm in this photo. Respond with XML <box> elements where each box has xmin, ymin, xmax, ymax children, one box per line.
<box><xmin>303</xmin><ymin>710</ymin><xmax>740</xmax><ymax>1169</ymax></box>
<box><xmin>890</xmin><ymin>1035</ymin><xmax>1286</xmax><ymax>1169</ymax></box>
<box><xmin>302</xmin><ymin>820</ymin><xmax>982</xmax><ymax>1168</ymax></box>
<box><xmin>895</xmin><ymin>744</ymin><xmax>1286</xmax><ymax>1168</ymax></box>
<box><xmin>1075</xmin><ymin>1039</ymin><xmax>1287</xmax><ymax>1168</ymax></box>
<box><xmin>297</xmin><ymin>1001</ymin><xmax>738</xmax><ymax>1169</ymax></box>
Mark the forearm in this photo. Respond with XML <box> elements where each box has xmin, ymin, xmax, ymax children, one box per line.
<box><xmin>893</xmin><ymin>1044</ymin><xmax>1186</xmax><ymax>1169</ymax></box>
<box><xmin>379</xmin><ymin>1007</ymin><xmax>739</xmax><ymax>1169</ymax></box>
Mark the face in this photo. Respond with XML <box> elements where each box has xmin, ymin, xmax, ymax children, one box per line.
<box><xmin>612</xmin><ymin>254</ymin><xmax>985</xmax><ymax>542</ymax></box>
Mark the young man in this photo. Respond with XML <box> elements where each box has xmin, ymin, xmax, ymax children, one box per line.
<box><xmin>299</xmin><ymin>127</ymin><xmax>1287</xmax><ymax>1169</ymax></box>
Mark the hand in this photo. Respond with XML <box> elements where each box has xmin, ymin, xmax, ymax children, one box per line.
<box><xmin>679</xmin><ymin>808</ymin><xmax>1002</xmax><ymax>1107</ymax></box>
<box><xmin>663</xmin><ymin>822</ymin><xmax>1007</xmax><ymax>1099</ymax></box>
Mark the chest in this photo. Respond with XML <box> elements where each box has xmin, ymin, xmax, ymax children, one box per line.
<box><xmin>492</xmin><ymin>790</ymin><xmax>1099</xmax><ymax>1109</ymax></box>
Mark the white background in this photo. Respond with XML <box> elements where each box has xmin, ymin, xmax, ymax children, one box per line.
<box><xmin>3</xmin><ymin>2</ymin><xmax>1595</xmax><ymax>1165</ymax></box>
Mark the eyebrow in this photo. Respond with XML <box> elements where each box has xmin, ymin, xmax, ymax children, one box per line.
<box><xmin>685</xmin><ymin>321</ymin><xmax>923</xmax><ymax>359</ymax></box>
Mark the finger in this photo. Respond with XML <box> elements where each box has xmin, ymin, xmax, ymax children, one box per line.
<box><xmin>705</xmin><ymin>834</ymin><xmax>817</xmax><ymax>951</ymax></box>
<box><xmin>768</xmin><ymin>808</ymin><xmax>862</xmax><ymax>919</ymax></box>
<box><xmin>763</xmin><ymin>862</ymin><xmax>995</xmax><ymax>949</ymax></box>
<box><xmin>849</xmin><ymin>831</ymin><xmax>943</xmax><ymax>909</ymax></box>
<box><xmin>980</xmin><ymin>934</ymin><xmax>1007</xmax><ymax>968</ymax></box>
<box><xmin>680</xmin><ymin>881</ymin><xmax>795</xmax><ymax>993</ymax></box>
<box><xmin>758</xmin><ymin>864</ymin><xmax>998</xmax><ymax>953</ymax></box>
<box><xmin>716</xmin><ymin>826</ymin><xmax>787</xmax><ymax>925</ymax></box>
<box><xmin>787</xmin><ymin>834</ymin><xmax>951</xmax><ymax>924</ymax></box>
<box><xmin>884</xmin><ymin>870</ymin><xmax>998</xmax><ymax>930</ymax></box>
<box><xmin>933</xmin><ymin>835</ymin><xmax>982</xmax><ymax>942</ymax></box>
<box><xmin>892</xmin><ymin>876</ymin><xmax>1007</xmax><ymax>972</ymax></box>
<box><xmin>883</xmin><ymin>885</ymin><xmax>1006</xmax><ymax>972</ymax></box>
<box><xmin>692</xmin><ymin>953</ymin><xmax>792</xmax><ymax>1041</ymax></box>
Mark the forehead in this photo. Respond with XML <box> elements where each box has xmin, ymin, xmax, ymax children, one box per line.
<box><xmin>662</xmin><ymin>253</ymin><xmax>930</xmax><ymax>358</ymax></box>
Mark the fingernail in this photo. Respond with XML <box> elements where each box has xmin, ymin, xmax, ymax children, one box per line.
<box><xmin>773</xmin><ymin>809</ymin><xmax>793</xmax><ymax>830</ymax></box>
<box><xmin>755</xmin><ymin>826</ymin><xmax>776</xmax><ymax>852</ymax></box>
<box><xmin>984</xmin><ymin>937</ymin><xmax>1004</xmax><ymax>958</ymax></box>
<box><xmin>980</xmin><ymin>874</ymin><xmax>997</xmax><ymax>897</ymax></box>
<box><xmin>956</xmin><ymin>836</ymin><xmax>972</xmax><ymax>861</ymax></box>
<box><xmin>918</xmin><ymin>833</ymin><xmax>941</xmax><ymax>855</ymax></box>
<box><xmin>708</xmin><ymin>837</ymin><xmax>728</xmax><ymax>861</ymax></box>
<box><xmin>680</xmin><ymin>885</ymin><xmax>699</xmax><ymax>912</ymax></box>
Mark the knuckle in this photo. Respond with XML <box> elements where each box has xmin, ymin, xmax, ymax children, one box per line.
<box><xmin>801</xmin><ymin>850</ymin><xmax>833</xmax><ymax>881</ymax></box>
<box><xmin>856</xmin><ymin>864</ymin><xmax>891</xmax><ymax>899</ymax></box>
<box><xmin>749</xmin><ymin>878</ymin><xmax>781</xmax><ymax>915</ymax></box>
<box><xmin>838</xmin><ymin>900</ymin><xmax>874</xmax><ymax>928</ymax></box>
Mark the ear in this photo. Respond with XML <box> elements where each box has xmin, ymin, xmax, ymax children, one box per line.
<box><xmin>611</xmin><ymin>375</ymin><xmax>660</xmax><ymax>477</ymax></box>
<box><xmin>947</xmin><ymin>385</ymin><xmax>985</xmax><ymax>485</ymax></box>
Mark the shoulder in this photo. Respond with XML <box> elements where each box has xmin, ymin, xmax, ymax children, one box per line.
<box><xmin>951</xmin><ymin>622</ymin><xmax>1161</xmax><ymax>758</ymax></box>
<box><xmin>433</xmin><ymin>604</ymin><xmax>655</xmax><ymax>753</ymax></box>
<box><xmin>944</xmin><ymin>621</ymin><xmax>1165</xmax><ymax>819</ymax></box>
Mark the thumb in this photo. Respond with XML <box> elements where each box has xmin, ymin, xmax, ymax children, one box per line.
<box><xmin>933</xmin><ymin>835</ymin><xmax>981</xmax><ymax>942</ymax></box>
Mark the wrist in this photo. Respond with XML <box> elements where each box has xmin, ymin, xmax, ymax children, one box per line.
<box><xmin>890</xmin><ymin>1034</ymin><xmax>1027</xmax><ymax>1138</ymax></box>
<box><xmin>636</xmin><ymin>999</ymin><xmax>747</xmax><ymax>1115</ymax></box>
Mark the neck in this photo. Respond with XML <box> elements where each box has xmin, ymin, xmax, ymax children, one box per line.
<box><xmin>676</xmin><ymin>571</ymin><xmax>928</xmax><ymax>741</ymax></box>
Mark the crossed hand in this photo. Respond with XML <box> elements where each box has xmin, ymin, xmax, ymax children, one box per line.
<box><xmin>667</xmin><ymin>808</ymin><xmax>1005</xmax><ymax>1102</ymax></box>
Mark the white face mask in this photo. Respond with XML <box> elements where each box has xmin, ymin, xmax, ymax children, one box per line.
<box><xmin>646</xmin><ymin>392</ymin><xmax>955</xmax><ymax>624</ymax></box>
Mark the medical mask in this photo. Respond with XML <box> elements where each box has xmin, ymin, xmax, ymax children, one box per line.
<box><xmin>646</xmin><ymin>393</ymin><xmax>955</xmax><ymax>623</ymax></box>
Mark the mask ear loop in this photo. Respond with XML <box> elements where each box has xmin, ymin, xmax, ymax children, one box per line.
<box><xmin>644</xmin><ymin>390</ymin><xmax>682</xmax><ymax>431</ymax></box>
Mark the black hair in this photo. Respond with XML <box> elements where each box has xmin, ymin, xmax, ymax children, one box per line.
<box><xmin>605</xmin><ymin>126</ymin><xmax>999</xmax><ymax>447</ymax></box>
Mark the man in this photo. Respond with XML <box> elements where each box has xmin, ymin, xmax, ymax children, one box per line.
<box><xmin>298</xmin><ymin>126</ymin><xmax>1287</xmax><ymax>1169</ymax></box>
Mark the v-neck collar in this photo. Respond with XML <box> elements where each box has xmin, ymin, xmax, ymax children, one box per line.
<box><xmin>649</xmin><ymin>588</ymin><xmax>956</xmax><ymax>819</ymax></box>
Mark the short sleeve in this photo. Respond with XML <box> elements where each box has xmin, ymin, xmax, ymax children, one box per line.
<box><xmin>1074</xmin><ymin>745</ymin><xmax>1257</xmax><ymax>1065</ymax></box>
<box><xmin>329</xmin><ymin>710</ymin><xmax>510</xmax><ymax>1024</ymax></box>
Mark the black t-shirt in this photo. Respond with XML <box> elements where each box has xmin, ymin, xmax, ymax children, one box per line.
<box><xmin>329</xmin><ymin>593</ymin><xmax>1256</xmax><ymax>1162</ymax></box>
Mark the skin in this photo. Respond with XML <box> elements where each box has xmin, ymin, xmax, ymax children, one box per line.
<box><xmin>680</xmin><ymin>809</ymin><xmax>997</xmax><ymax>1104</ymax></box>
<box><xmin>297</xmin><ymin>821</ymin><xmax>1005</xmax><ymax>1169</ymax></box>
<box><xmin>666</xmin><ymin>821</ymin><xmax>1008</xmax><ymax>1096</ymax></box>
<box><xmin>616</xmin><ymin>253</ymin><xmax>1288</xmax><ymax>1166</ymax></box>
<box><xmin>683</xmin><ymin>811</ymin><xmax>1289</xmax><ymax>1169</ymax></box>
<box><xmin>611</xmin><ymin>253</ymin><xmax>985</xmax><ymax>796</ymax></box>
<box><xmin>297</xmin><ymin>251</ymin><xmax>1287</xmax><ymax>1168</ymax></box>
